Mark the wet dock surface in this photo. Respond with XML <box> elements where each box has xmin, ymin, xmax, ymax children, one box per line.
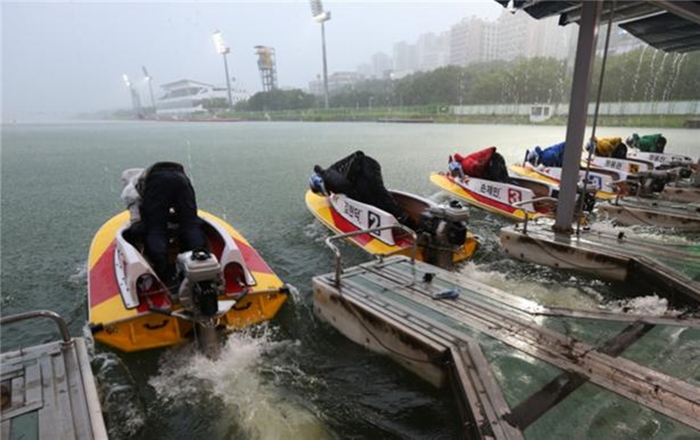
<box><xmin>1</xmin><ymin>320</ymin><xmax>106</xmax><ymax>440</ymax></box>
<box><xmin>500</xmin><ymin>223</ymin><xmax>700</xmax><ymax>304</ymax></box>
<box><xmin>313</xmin><ymin>256</ymin><xmax>700</xmax><ymax>439</ymax></box>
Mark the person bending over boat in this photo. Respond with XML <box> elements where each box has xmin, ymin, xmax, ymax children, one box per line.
<box><xmin>526</xmin><ymin>142</ymin><xmax>565</xmax><ymax>167</ymax></box>
<box><xmin>586</xmin><ymin>136</ymin><xmax>627</xmax><ymax>158</ymax></box>
<box><xmin>452</xmin><ymin>146</ymin><xmax>510</xmax><ymax>183</ymax></box>
<box><xmin>120</xmin><ymin>162</ymin><xmax>208</xmax><ymax>284</ymax></box>
<box><xmin>310</xmin><ymin>151</ymin><xmax>413</xmax><ymax>226</ymax></box>
<box><xmin>626</xmin><ymin>133</ymin><xmax>667</xmax><ymax>153</ymax></box>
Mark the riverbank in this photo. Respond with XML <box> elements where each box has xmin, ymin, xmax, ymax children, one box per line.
<box><xmin>133</xmin><ymin>111</ymin><xmax>695</xmax><ymax>129</ymax></box>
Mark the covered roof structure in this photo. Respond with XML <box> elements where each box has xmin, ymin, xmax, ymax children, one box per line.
<box><xmin>494</xmin><ymin>0</ymin><xmax>700</xmax><ymax>52</ymax></box>
<box><xmin>492</xmin><ymin>0</ymin><xmax>700</xmax><ymax>232</ymax></box>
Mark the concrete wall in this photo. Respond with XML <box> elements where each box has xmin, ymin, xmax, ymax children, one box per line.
<box><xmin>451</xmin><ymin>101</ymin><xmax>700</xmax><ymax>116</ymax></box>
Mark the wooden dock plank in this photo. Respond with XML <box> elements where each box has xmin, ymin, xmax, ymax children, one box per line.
<box><xmin>75</xmin><ymin>338</ymin><xmax>108</xmax><ymax>440</ymax></box>
<box><xmin>24</xmin><ymin>363</ymin><xmax>42</xmax><ymax>409</ymax></box>
<box><xmin>11</xmin><ymin>373</ymin><xmax>25</xmax><ymax>409</ymax></box>
<box><xmin>451</xmin><ymin>342</ymin><xmax>524</xmax><ymax>440</ymax></box>
<box><xmin>1</xmin><ymin>419</ymin><xmax>10</xmax><ymax>440</ymax></box>
<box><xmin>63</xmin><ymin>342</ymin><xmax>95</xmax><ymax>439</ymax></box>
<box><xmin>53</xmin><ymin>347</ymin><xmax>79</xmax><ymax>440</ymax></box>
<box><xmin>1</xmin><ymin>344</ymin><xmax>62</xmax><ymax>365</ymax></box>
<box><xmin>38</xmin><ymin>353</ymin><xmax>59</xmax><ymax>439</ymax></box>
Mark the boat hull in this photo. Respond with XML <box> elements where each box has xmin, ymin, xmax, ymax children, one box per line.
<box><xmin>509</xmin><ymin>164</ymin><xmax>617</xmax><ymax>199</ymax></box>
<box><xmin>305</xmin><ymin>190</ymin><xmax>478</xmax><ymax>264</ymax></box>
<box><xmin>596</xmin><ymin>198</ymin><xmax>700</xmax><ymax>231</ymax></box>
<box><xmin>88</xmin><ymin>210</ymin><xmax>287</xmax><ymax>352</ymax></box>
<box><xmin>429</xmin><ymin>172</ymin><xmax>551</xmax><ymax>222</ymax></box>
<box><xmin>626</xmin><ymin>149</ymin><xmax>694</xmax><ymax>169</ymax></box>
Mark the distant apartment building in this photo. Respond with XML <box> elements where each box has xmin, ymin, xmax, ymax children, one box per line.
<box><xmin>308</xmin><ymin>75</ymin><xmax>324</xmax><ymax>96</ymax></box>
<box><xmin>371</xmin><ymin>52</ymin><xmax>393</xmax><ymax>79</ymax></box>
<box><xmin>356</xmin><ymin>63</ymin><xmax>373</xmax><ymax>79</ymax></box>
<box><xmin>156</xmin><ymin>79</ymin><xmax>249</xmax><ymax>115</ymax></box>
<box><xmin>449</xmin><ymin>20</ymin><xmax>470</xmax><ymax>66</ymax></box>
<box><xmin>416</xmin><ymin>32</ymin><xmax>450</xmax><ymax>72</ymax></box>
<box><xmin>308</xmin><ymin>71</ymin><xmax>364</xmax><ymax>96</ymax></box>
<box><xmin>450</xmin><ymin>17</ymin><xmax>498</xmax><ymax>67</ymax></box>
<box><xmin>351</xmin><ymin>9</ymin><xmax>585</xmax><ymax>83</ymax></box>
<box><xmin>392</xmin><ymin>41</ymin><xmax>418</xmax><ymax>78</ymax></box>
<box><xmin>497</xmin><ymin>11</ymin><xmax>574</xmax><ymax>61</ymax></box>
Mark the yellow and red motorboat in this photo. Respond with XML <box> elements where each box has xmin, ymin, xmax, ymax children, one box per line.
<box><xmin>88</xmin><ymin>210</ymin><xmax>288</xmax><ymax>353</ymax></box>
<box><xmin>305</xmin><ymin>189</ymin><xmax>479</xmax><ymax>268</ymax></box>
<box><xmin>429</xmin><ymin>172</ymin><xmax>557</xmax><ymax>222</ymax></box>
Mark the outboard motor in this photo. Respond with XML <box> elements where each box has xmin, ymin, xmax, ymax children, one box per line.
<box><xmin>623</xmin><ymin>171</ymin><xmax>673</xmax><ymax>196</ymax></box>
<box><xmin>418</xmin><ymin>201</ymin><xmax>470</xmax><ymax>267</ymax></box>
<box><xmin>644</xmin><ymin>172</ymin><xmax>671</xmax><ymax>194</ymax></box>
<box><xmin>657</xmin><ymin>162</ymin><xmax>692</xmax><ymax>179</ymax></box>
<box><xmin>693</xmin><ymin>159</ymin><xmax>700</xmax><ymax>188</ymax></box>
<box><xmin>176</xmin><ymin>249</ymin><xmax>223</xmax><ymax>319</ymax></box>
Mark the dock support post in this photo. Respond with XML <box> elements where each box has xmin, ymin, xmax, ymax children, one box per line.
<box><xmin>554</xmin><ymin>0</ymin><xmax>602</xmax><ymax>233</ymax></box>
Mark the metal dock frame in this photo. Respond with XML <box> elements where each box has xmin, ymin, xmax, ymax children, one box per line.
<box><xmin>312</xmin><ymin>246</ymin><xmax>700</xmax><ymax>439</ymax></box>
<box><xmin>1</xmin><ymin>310</ymin><xmax>107</xmax><ymax>440</ymax></box>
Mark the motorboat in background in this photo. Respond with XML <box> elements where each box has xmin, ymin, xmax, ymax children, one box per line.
<box><xmin>307</xmin><ymin>150</ymin><xmax>479</xmax><ymax>268</ymax></box>
<box><xmin>305</xmin><ymin>189</ymin><xmax>479</xmax><ymax>268</ymax></box>
<box><xmin>430</xmin><ymin>147</ymin><xmax>562</xmax><ymax>222</ymax></box>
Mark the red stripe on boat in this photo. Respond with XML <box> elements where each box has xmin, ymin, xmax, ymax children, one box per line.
<box><xmin>450</xmin><ymin>177</ymin><xmax>519</xmax><ymax>214</ymax></box>
<box><xmin>233</xmin><ymin>237</ymin><xmax>273</xmax><ymax>274</ymax></box>
<box><xmin>327</xmin><ymin>202</ymin><xmax>411</xmax><ymax>248</ymax></box>
<box><xmin>328</xmin><ymin>206</ymin><xmax>375</xmax><ymax>246</ymax></box>
<box><xmin>89</xmin><ymin>242</ymin><xmax>117</xmax><ymax>307</ymax></box>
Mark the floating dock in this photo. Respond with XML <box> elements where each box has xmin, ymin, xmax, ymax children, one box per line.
<box><xmin>597</xmin><ymin>197</ymin><xmax>700</xmax><ymax>231</ymax></box>
<box><xmin>1</xmin><ymin>311</ymin><xmax>107</xmax><ymax>440</ymax></box>
<box><xmin>500</xmin><ymin>222</ymin><xmax>700</xmax><ymax>304</ymax></box>
<box><xmin>312</xmin><ymin>254</ymin><xmax>700</xmax><ymax>439</ymax></box>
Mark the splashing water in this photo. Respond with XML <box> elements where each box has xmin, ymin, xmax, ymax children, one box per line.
<box><xmin>651</xmin><ymin>52</ymin><xmax>669</xmax><ymax>103</ymax></box>
<box><xmin>644</xmin><ymin>49</ymin><xmax>660</xmax><ymax>102</ymax></box>
<box><xmin>662</xmin><ymin>53</ymin><xmax>687</xmax><ymax>101</ymax></box>
<box><xmin>149</xmin><ymin>328</ymin><xmax>333</xmax><ymax>440</ymax></box>
<box><xmin>458</xmin><ymin>262</ymin><xmax>604</xmax><ymax>309</ymax></box>
<box><xmin>630</xmin><ymin>46</ymin><xmax>648</xmax><ymax>99</ymax></box>
<box><xmin>91</xmin><ymin>351</ymin><xmax>147</xmax><ymax>439</ymax></box>
<box><xmin>604</xmin><ymin>295</ymin><xmax>669</xmax><ymax>315</ymax></box>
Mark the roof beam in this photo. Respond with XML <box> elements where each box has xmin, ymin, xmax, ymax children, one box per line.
<box><xmin>649</xmin><ymin>0</ymin><xmax>700</xmax><ymax>25</ymax></box>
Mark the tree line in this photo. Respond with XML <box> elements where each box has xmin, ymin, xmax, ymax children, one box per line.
<box><xmin>234</xmin><ymin>48</ymin><xmax>700</xmax><ymax>112</ymax></box>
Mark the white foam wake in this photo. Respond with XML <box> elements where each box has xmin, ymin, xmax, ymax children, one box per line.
<box><xmin>150</xmin><ymin>328</ymin><xmax>332</xmax><ymax>440</ymax></box>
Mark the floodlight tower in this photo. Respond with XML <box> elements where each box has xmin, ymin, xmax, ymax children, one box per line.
<box><xmin>309</xmin><ymin>0</ymin><xmax>331</xmax><ymax>109</ymax></box>
<box><xmin>212</xmin><ymin>30</ymin><xmax>234</xmax><ymax>108</ymax></box>
<box><xmin>122</xmin><ymin>74</ymin><xmax>143</xmax><ymax>118</ymax></box>
<box><xmin>142</xmin><ymin>66</ymin><xmax>156</xmax><ymax>112</ymax></box>
<box><xmin>254</xmin><ymin>46</ymin><xmax>278</xmax><ymax>92</ymax></box>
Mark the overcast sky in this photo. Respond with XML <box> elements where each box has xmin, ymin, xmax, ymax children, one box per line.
<box><xmin>1</xmin><ymin>1</ymin><xmax>503</xmax><ymax>121</ymax></box>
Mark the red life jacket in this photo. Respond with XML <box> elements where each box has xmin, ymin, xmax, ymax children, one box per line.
<box><xmin>454</xmin><ymin>147</ymin><xmax>496</xmax><ymax>178</ymax></box>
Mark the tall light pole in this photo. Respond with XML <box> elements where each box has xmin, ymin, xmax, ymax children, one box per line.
<box><xmin>122</xmin><ymin>74</ymin><xmax>143</xmax><ymax>118</ymax></box>
<box><xmin>142</xmin><ymin>66</ymin><xmax>156</xmax><ymax>114</ymax></box>
<box><xmin>212</xmin><ymin>30</ymin><xmax>233</xmax><ymax>109</ymax></box>
<box><xmin>310</xmin><ymin>0</ymin><xmax>331</xmax><ymax>109</ymax></box>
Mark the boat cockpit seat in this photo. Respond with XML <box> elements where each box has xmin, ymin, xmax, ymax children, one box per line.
<box><xmin>121</xmin><ymin>221</ymin><xmax>146</xmax><ymax>252</ymax></box>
